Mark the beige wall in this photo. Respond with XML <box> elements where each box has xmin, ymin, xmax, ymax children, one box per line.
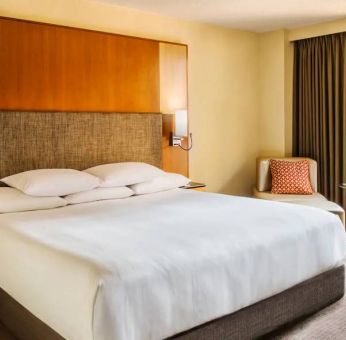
<box><xmin>284</xmin><ymin>33</ymin><xmax>294</xmax><ymax>156</ymax></box>
<box><xmin>258</xmin><ymin>18</ymin><xmax>346</xmax><ymax>158</ymax></box>
<box><xmin>0</xmin><ymin>0</ymin><xmax>260</xmax><ymax>196</ymax></box>
<box><xmin>2</xmin><ymin>1</ymin><xmax>343</xmax><ymax>195</ymax></box>
<box><xmin>258</xmin><ymin>30</ymin><xmax>286</xmax><ymax>157</ymax></box>
<box><xmin>289</xmin><ymin>19</ymin><xmax>346</xmax><ymax>156</ymax></box>
<box><xmin>285</xmin><ymin>19</ymin><xmax>346</xmax><ymax>155</ymax></box>
<box><xmin>288</xmin><ymin>18</ymin><xmax>346</xmax><ymax>41</ymax></box>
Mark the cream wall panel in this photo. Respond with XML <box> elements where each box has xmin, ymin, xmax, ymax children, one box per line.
<box><xmin>288</xmin><ymin>18</ymin><xmax>346</xmax><ymax>41</ymax></box>
<box><xmin>258</xmin><ymin>30</ymin><xmax>285</xmax><ymax>157</ymax></box>
<box><xmin>284</xmin><ymin>19</ymin><xmax>346</xmax><ymax>155</ymax></box>
<box><xmin>284</xmin><ymin>36</ymin><xmax>294</xmax><ymax>156</ymax></box>
<box><xmin>258</xmin><ymin>18</ymin><xmax>346</xmax><ymax>158</ymax></box>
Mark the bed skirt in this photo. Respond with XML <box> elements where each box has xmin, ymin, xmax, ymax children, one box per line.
<box><xmin>0</xmin><ymin>265</ymin><xmax>344</xmax><ymax>340</ymax></box>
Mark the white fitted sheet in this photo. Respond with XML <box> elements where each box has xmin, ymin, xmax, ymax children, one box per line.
<box><xmin>0</xmin><ymin>189</ymin><xmax>345</xmax><ymax>340</ymax></box>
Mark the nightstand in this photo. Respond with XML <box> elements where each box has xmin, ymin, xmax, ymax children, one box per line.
<box><xmin>182</xmin><ymin>182</ymin><xmax>206</xmax><ymax>191</ymax></box>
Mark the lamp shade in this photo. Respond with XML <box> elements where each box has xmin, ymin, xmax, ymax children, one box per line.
<box><xmin>174</xmin><ymin>109</ymin><xmax>188</xmax><ymax>137</ymax></box>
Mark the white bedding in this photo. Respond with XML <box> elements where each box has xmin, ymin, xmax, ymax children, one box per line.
<box><xmin>0</xmin><ymin>189</ymin><xmax>345</xmax><ymax>340</ymax></box>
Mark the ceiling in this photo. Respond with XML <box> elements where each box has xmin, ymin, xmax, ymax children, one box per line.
<box><xmin>95</xmin><ymin>0</ymin><xmax>346</xmax><ymax>32</ymax></box>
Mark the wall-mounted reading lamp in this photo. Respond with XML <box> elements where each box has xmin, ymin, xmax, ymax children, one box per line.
<box><xmin>170</xmin><ymin>109</ymin><xmax>192</xmax><ymax>151</ymax></box>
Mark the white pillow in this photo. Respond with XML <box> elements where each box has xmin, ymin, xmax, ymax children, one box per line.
<box><xmin>130</xmin><ymin>173</ymin><xmax>190</xmax><ymax>195</ymax></box>
<box><xmin>1</xmin><ymin>169</ymin><xmax>100</xmax><ymax>197</ymax></box>
<box><xmin>65</xmin><ymin>187</ymin><xmax>134</xmax><ymax>205</ymax></box>
<box><xmin>84</xmin><ymin>162</ymin><xmax>164</xmax><ymax>187</ymax></box>
<box><xmin>0</xmin><ymin>187</ymin><xmax>67</xmax><ymax>213</ymax></box>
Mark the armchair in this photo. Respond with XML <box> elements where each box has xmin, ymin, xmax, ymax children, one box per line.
<box><xmin>253</xmin><ymin>157</ymin><xmax>345</xmax><ymax>225</ymax></box>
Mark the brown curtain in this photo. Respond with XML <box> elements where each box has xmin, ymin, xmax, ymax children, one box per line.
<box><xmin>293</xmin><ymin>33</ymin><xmax>346</xmax><ymax>209</ymax></box>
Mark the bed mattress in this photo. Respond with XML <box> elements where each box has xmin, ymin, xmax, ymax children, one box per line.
<box><xmin>0</xmin><ymin>189</ymin><xmax>345</xmax><ymax>340</ymax></box>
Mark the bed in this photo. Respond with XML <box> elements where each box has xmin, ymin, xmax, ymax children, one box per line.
<box><xmin>0</xmin><ymin>111</ymin><xmax>345</xmax><ymax>340</ymax></box>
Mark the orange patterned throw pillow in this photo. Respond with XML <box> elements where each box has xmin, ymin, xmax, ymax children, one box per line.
<box><xmin>270</xmin><ymin>159</ymin><xmax>313</xmax><ymax>195</ymax></box>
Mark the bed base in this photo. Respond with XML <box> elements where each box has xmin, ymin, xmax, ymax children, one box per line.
<box><xmin>0</xmin><ymin>265</ymin><xmax>344</xmax><ymax>340</ymax></box>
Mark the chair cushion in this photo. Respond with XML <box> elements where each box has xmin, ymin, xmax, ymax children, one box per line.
<box><xmin>287</xmin><ymin>199</ymin><xmax>345</xmax><ymax>213</ymax></box>
<box><xmin>270</xmin><ymin>159</ymin><xmax>313</xmax><ymax>194</ymax></box>
<box><xmin>253</xmin><ymin>188</ymin><xmax>345</xmax><ymax>225</ymax></box>
<box><xmin>253</xmin><ymin>188</ymin><xmax>326</xmax><ymax>202</ymax></box>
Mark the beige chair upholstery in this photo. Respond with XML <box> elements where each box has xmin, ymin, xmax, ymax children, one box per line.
<box><xmin>254</xmin><ymin>157</ymin><xmax>345</xmax><ymax>225</ymax></box>
<box><xmin>253</xmin><ymin>188</ymin><xmax>326</xmax><ymax>202</ymax></box>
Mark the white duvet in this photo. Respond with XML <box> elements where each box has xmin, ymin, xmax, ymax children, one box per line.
<box><xmin>0</xmin><ymin>189</ymin><xmax>345</xmax><ymax>340</ymax></box>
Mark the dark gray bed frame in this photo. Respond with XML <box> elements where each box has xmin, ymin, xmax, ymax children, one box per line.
<box><xmin>0</xmin><ymin>266</ymin><xmax>344</xmax><ymax>340</ymax></box>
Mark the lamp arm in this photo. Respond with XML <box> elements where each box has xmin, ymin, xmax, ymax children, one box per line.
<box><xmin>178</xmin><ymin>133</ymin><xmax>193</xmax><ymax>151</ymax></box>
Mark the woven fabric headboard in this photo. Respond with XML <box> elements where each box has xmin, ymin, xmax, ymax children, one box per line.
<box><xmin>0</xmin><ymin>111</ymin><xmax>162</xmax><ymax>179</ymax></box>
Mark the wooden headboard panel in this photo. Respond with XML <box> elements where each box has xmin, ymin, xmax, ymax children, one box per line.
<box><xmin>0</xmin><ymin>111</ymin><xmax>162</xmax><ymax>178</ymax></box>
<box><xmin>0</xmin><ymin>17</ymin><xmax>160</xmax><ymax>112</ymax></box>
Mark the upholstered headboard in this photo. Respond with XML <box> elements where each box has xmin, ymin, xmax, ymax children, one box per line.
<box><xmin>0</xmin><ymin>111</ymin><xmax>162</xmax><ymax>179</ymax></box>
